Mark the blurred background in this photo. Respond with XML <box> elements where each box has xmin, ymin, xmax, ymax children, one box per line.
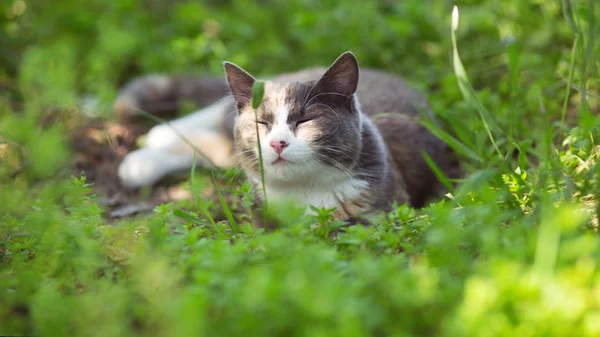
<box><xmin>1</xmin><ymin>0</ymin><xmax>576</xmax><ymax>111</ymax></box>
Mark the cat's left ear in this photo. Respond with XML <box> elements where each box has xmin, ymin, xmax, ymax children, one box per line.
<box><xmin>224</xmin><ymin>62</ymin><xmax>256</xmax><ymax>111</ymax></box>
<box><xmin>315</xmin><ymin>51</ymin><xmax>359</xmax><ymax>100</ymax></box>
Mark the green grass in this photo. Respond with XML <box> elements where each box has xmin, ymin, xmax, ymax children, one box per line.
<box><xmin>252</xmin><ymin>80</ymin><xmax>268</xmax><ymax>211</ymax></box>
<box><xmin>1</xmin><ymin>0</ymin><xmax>600</xmax><ymax>336</ymax></box>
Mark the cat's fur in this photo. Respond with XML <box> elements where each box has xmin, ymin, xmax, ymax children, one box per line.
<box><xmin>117</xmin><ymin>52</ymin><xmax>459</xmax><ymax>220</ymax></box>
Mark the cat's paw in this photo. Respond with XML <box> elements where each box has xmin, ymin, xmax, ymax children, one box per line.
<box><xmin>145</xmin><ymin>124</ymin><xmax>181</xmax><ymax>149</ymax></box>
<box><xmin>118</xmin><ymin>148</ymin><xmax>171</xmax><ymax>188</ymax></box>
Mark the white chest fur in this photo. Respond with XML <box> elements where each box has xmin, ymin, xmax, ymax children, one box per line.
<box><xmin>261</xmin><ymin>171</ymin><xmax>370</xmax><ymax>215</ymax></box>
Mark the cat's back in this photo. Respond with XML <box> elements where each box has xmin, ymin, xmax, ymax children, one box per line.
<box><xmin>273</xmin><ymin>67</ymin><xmax>430</xmax><ymax>118</ymax></box>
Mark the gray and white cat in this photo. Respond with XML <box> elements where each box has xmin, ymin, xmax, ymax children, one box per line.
<box><xmin>116</xmin><ymin>52</ymin><xmax>459</xmax><ymax>220</ymax></box>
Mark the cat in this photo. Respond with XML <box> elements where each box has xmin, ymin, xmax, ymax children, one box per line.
<box><xmin>116</xmin><ymin>52</ymin><xmax>460</xmax><ymax>221</ymax></box>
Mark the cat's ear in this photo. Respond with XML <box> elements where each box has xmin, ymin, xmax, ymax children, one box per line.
<box><xmin>224</xmin><ymin>62</ymin><xmax>256</xmax><ymax>111</ymax></box>
<box><xmin>315</xmin><ymin>51</ymin><xmax>359</xmax><ymax>99</ymax></box>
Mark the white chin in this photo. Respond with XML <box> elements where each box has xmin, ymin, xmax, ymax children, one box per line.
<box><xmin>262</xmin><ymin>161</ymin><xmax>310</xmax><ymax>183</ymax></box>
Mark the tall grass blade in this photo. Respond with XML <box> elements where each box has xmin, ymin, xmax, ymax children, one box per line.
<box><xmin>420</xmin><ymin>149</ymin><xmax>455</xmax><ymax>194</ymax></box>
<box><xmin>561</xmin><ymin>0</ymin><xmax>579</xmax><ymax>34</ymax></box>
<box><xmin>213</xmin><ymin>173</ymin><xmax>238</xmax><ymax>234</ymax></box>
<box><xmin>451</xmin><ymin>6</ymin><xmax>503</xmax><ymax>159</ymax></box>
<box><xmin>190</xmin><ymin>154</ymin><xmax>224</xmax><ymax>237</ymax></box>
<box><xmin>506</xmin><ymin>41</ymin><xmax>521</xmax><ymax>95</ymax></box>
<box><xmin>561</xmin><ymin>35</ymin><xmax>580</xmax><ymax>124</ymax></box>
<box><xmin>421</xmin><ymin>118</ymin><xmax>482</xmax><ymax>163</ymax></box>
<box><xmin>252</xmin><ymin>80</ymin><xmax>268</xmax><ymax>212</ymax></box>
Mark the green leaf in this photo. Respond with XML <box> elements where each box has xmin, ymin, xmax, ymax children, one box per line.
<box><xmin>173</xmin><ymin>208</ymin><xmax>202</xmax><ymax>223</ymax></box>
<box><xmin>252</xmin><ymin>80</ymin><xmax>265</xmax><ymax>110</ymax></box>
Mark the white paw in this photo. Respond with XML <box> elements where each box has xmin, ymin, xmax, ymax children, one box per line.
<box><xmin>118</xmin><ymin>148</ymin><xmax>172</xmax><ymax>188</ymax></box>
<box><xmin>145</xmin><ymin>124</ymin><xmax>182</xmax><ymax>149</ymax></box>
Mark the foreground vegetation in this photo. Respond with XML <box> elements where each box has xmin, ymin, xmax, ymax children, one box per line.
<box><xmin>1</xmin><ymin>0</ymin><xmax>599</xmax><ymax>336</ymax></box>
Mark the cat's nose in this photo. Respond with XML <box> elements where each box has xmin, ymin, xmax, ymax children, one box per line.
<box><xmin>269</xmin><ymin>140</ymin><xmax>289</xmax><ymax>154</ymax></box>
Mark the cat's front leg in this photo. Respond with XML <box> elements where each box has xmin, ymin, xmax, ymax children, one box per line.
<box><xmin>118</xmin><ymin>97</ymin><xmax>237</xmax><ymax>188</ymax></box>
<box><xmin>118</xmin><ymin>147</ymin><xmax>195</xmax><ymax>188</ymax></box>
<box><xmin>118</xmin><ymin>127</ymin><xmax>236</xmax><ymax>188</ymax></box>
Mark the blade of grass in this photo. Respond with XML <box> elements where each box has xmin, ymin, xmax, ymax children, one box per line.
<box><xmin>173</xmin><ymin>208</ymin><xmax>203</xmax><ymax>224</ymax></box>
<box><xmin>443</xmin><ymin>114</ymin><xmax>478</xmax><ymax>150</ymax></box>
<box><xmin>213</xmin><ymin>173</ymin><xmax>238</xmax><ymax>234</ymax></box>
<box><xmin>584</xmin><ymin>0</ymin><xmax>596</xmax><ymax>61</ymax></box>
<box><xmin>562</xmin><ymin>0</ymin><xmax>579</xmax><ymax>35</ymax></box>
<box><xmin>451</xmin><ymin>6</ymin><xmax>503</xmax><ymax>160</ymax></box>
<box><xmin>420</xmin><ymin>118</ymin><xmax>482</xmax><ymax>163</ymax></box>
<box><xmin>420</xmin><ymin>149</ymin><xmax>455</xmax><ymax>194</ymax></box>
<box><xmin>578</xmin><ymin>0</ymin><xmax>596</xmax><ymax>125</ymax></box>
<box><xmin>561</xmin><ymin>34</ymin><xmax>580</xmax><ymax>124</ymax></box>
<box><xmin>506</xmin><ymin>40</ymin><xmax>520</xmax><ymax>147</ymax></box>
<box><xmin>190</xmin><ymin>154</ymin><xmax>224</xmax><ymax>237</ymax></box>
<box><xmin>507</xmin><ymin>41</ymin><xmax>521</xmax><ymax>95</ymax></box>
<box><xmin>252</xmin><ymin>80</ymin><xmax>268</xmax><ymax>212</ymax></box>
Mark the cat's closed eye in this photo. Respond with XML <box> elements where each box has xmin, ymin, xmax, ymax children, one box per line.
<box><xmin>295</xmin><ymin>118</ymin><xmax>312</xmax><ymax>128</ymax></box>
<box><xmin>256</xmin><ymin>120</ymin><xmax>269</xmax><ymax>126</ymax></box>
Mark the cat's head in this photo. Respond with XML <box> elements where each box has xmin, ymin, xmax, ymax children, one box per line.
<box><xmin>224</xmin><ymin>52</ymin><xmax>363</xmax><ymax>184</ymax></box>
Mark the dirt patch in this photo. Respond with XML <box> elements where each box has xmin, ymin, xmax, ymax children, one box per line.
<box><xmin>69</xmin><ymin>119</ymin><xmax>199</xmax><ymax>219</ymax></box>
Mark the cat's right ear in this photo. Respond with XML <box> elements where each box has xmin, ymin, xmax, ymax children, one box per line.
<box><xmin>224</xmin><ymin>62</ymin><xmax>256</xmax><ymax>111</ymax></box>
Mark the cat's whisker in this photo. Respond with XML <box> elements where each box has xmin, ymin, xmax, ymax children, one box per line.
<box><xmin>313</xmin><ymin>149</ymin><xmax>382</xmax><ymax>181</ymax></box>
<box><xmin>223</xmin><ymin>108</ymin><xmax>239</xmax><ymax>123</ymax></box>
<box><xmin>304</xmin><ymin>92</ymin><xmax>352</xmax><ymax>107</ymax></box>
<box><xmin>314</xmin><ymin>153</ymin><xmax>357</xmax><ymax>182</ymax></box>
<box><xmin>311</xmin><ymin>144</ymin><xmax>360</xmax><ymax>168</ymax></box>
<box><xmin>209</xmin><ymin>94</ymin><xmax>237</xmax><ymax>106</ymax></box>
<box><xmin>233</xmin><ymin>149</ymin><xmax>256</xmax><ymax>158</ymax></box>
<box><xmin>301</xmin><ymin>75</ymin><xmax>331</xmax><ymax>110</ymax></box>
<box><xmin>306</xmin><ymin>102</ymin><xmax>339</xmax><ymax>118</ymax></box>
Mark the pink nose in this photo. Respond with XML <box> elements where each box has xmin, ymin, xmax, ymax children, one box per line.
<box><xmin>269</xmin><ymin>140</ymin><xmax>289</xmax><ymax>154</ymax></box>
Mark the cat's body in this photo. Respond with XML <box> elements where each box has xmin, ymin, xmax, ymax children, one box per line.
<box><xmin>117</xmin><ymin>52</ymin><xmax>459</xmax><ymax>220</ymax></box>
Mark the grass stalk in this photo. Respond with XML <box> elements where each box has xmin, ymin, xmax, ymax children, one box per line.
<box><xmin>251</xmin><ymin>80</ymin><xmax>268</xmax><ymax>213</ymax></box>
<box><xmin>451</xmin><ymin>6</ymin><xmax>503</xmax><ymax>160</ymax></box>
